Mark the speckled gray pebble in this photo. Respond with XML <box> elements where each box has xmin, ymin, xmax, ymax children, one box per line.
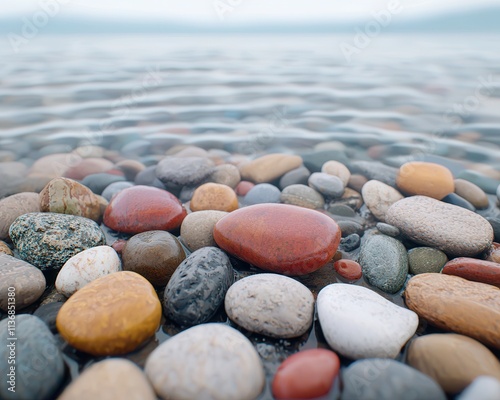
<box><xmin>407</xmin><ymin>247</ymin><xmax>448</xmax><ymax>274</ymax></box>
<box><xmin>9</xmin><ymin>212</ymin><xmax>106</xmax><ymax>270</ymax></box>
<box><xmin>279</xmin><ymin>166</ymin><xmax>311</xmax><ymax>189</ymax></box>
<box><xmin>280</xmin><ymin>184</ymin><xmax>325</xmax><ymax>209</ymax></box>
<box><xmin>164</xmin><ymin>247</ymin><xmax>234</xmax><ymax>326</ymax></box>
<box><xmin>376</xmin><ymin>223</ymin><xmax>400</xmax><ymax>237</ymax></box>
<box><xmin>308</xmin><ymin>172</ymin><xmax>344</xmax><ymax>198</ymax></box>
<box><xmin>156</xmin><ymin>156</ymin><xmax>215</xmax><ymax>186</ymax></box>
<box><xmin>243</xmin><ymin>183</ymin><xmax>281</xmax><ymax>205</ymax></box>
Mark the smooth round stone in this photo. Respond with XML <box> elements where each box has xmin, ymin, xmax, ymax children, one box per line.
<box><xmin>396</xmin><ymin>161</ymin><xmax>455</xmax><ymax>200</ymax></box>
<box><xmin>279</xmin><ymin>166</ymin><xmax>311</xmax><ymax>189</ymax></box>
<box><xmin>81</xmin><ymin>173</ymin><xmax>126</xmax><ymax>195</ymax></box>
<box><xmin>101</xmin><ymin>181</ymin><xmax>134</xmax><ymax>201</ymax></box>
<box><xmin>317</xmin><ymin>284</ymin><xmax>418</xmax><ymax>359</ymax></box>
<box><xmin>486</xmin><ymin>242</ymin><xmax>500</xmax><ymax>263</ymax></box>
<box><xmin>405</xmin><ymin>273</ymin><xmax>500</xmax><ymax>349</ymax></box>
<box><xmin>281</xmin><ymin>184</ymin><xmax>325</xmax><ymax>209</ymax></box>
<box><xmin>134</xmin><ymin>165</ymin><xmax>167</xmax><ymax>189</ymax></box>
<box><xmin>0</xmin><ymin>241</ymin><xmax>13</xmax><ymax>256</ymax></box>
<box><xmin>9</xmin><ymin>212</ymin><xmax>106</xmax><ymax>270</ymax></box>
<box><xmin>442</xmin><ymin>192</ymin><xmax>475</xmax><ymax>211</ymax></box>
<box><xmin>122</xmin><ymin>231</ymin><xmax>186</xmax><ymax>287</ymax></box>
<box><xmin>243</xmin><ymin>183</ymin><xmax>281</xmax><ymax>205</ymax></box>
<box><xmin>442</xmin><ymin>257</ymin><xmax>500</xmax><ymax>287</ymax></box>
<box><xmin>0</xmin><ymin>254</ymin><xmax>46</xmax><ymax>311</ymax></box>
<box><xmin>0</xmin><ymin>192</ymin><xmax>40</xmax><ymax>240</ymax></box>
<box><xmin>455</xmin><ymin>178</ymin><xmax>489</xmax><ymax>209</ymax></box>
<box><xmin>239</xmin><ymin>153</ymin><xmax>303</xmax><ymax>183</ymax></box>
<box><xmin>347</xmin><ymin>174</ymin><xmax>368</xmax><ymax>192</ymax></box>
<box><xmin>58</xmin><ymin>358</ymin><xmax>156</xmax><ymax>400</ymax></box>
<box><xmin>457</xmin><ymin>170</ymin><xmax>499</xmax><ymax>194</ymax></box>
<box><xmin>272</xmin><ymin>349</ymin><xmax>340</xmax><ymax>400</ymax></box>
<box><xmin>190</xmin><ymin>182</ymin><xmax>238</xmax><ymax>212</ymax></box>
<box><xmin>214</xmin><ymin>204</ymin><xmax>341</xmax><ymax>275</ymax></box>
<box><xmin>55</xmin><ymin>245</ymin><xmax>121</xmax><ymax>297</ymax></box>
<box><xmin>300</xmin><ymin>150</ymin><xmax>349</xmax><ymax>173</ymax></box>
<box><xmin>339</xmin><ymin>233</ymin><xmax>361</xmax><ymax>252</ymax></box>
<box><xmin>308</xmin><ymin>172</ymin><xmax>344</xmax><ymax>198</ymax></box>
<box><xmin>350</xmin><ymin>161</ymin><xmax>398</xmax><ymax>187</ymax></box>
<box><xmin>115</xmin><ymin>159</ymin><xmax>145</xmax><ymax>181</ymax></box>
<box><xmin>386</xmin><ymin>196</ymin><xmax>493</xmax><ymax>257</ymax></box>
<box><xmin>39</xmin><ymin>177</ymin><xmax>101</xmax><ymax>221</ymax></box>
<box><xmin>333</xmin><ymin>259</ymin><xmax>362</xmax><ymax>280</ymax></box>
<box><xmin>408</xmin><ymin>334</ymin><xmax>500</xmax><ymax>394</ymax></box>
<box><xmin>328</xmin><ymin>204</ymin><xmax>355</xmax><ymax>217</ymax></box>
<box><xmin>341</xmin><ymin>359</ymin><xmax>446</xmax><ymax>400</ymax></box>
<box><xmin>72</xmin><ymin>145</ymin><xmax>106</xmax><ymax>159</ymax></box>
<box><xmin>362</xmin><ymin>180</ymin><xmax>404</xmax><ymax>222</ymax></box>
<box><xmin>180</xmin><ymin>210</ymin><xmax>228</xmax><ymax>251</ymax></box>
<box><xmin>145</xmin><ymin>324</ymin><xmax>265</xmax><ymax>400</ymax></box>
<box><xmin>155</xmin><ymin>156</ymin><xmax>215</xmax><ymax>186</ymax></box>
<box><xmin>0</xmin><ymin>315</ymin><xmax>65</xmax><ymax>400</ymax></box>
<box><xmin>65</xmin><ymin>158</ymin><xmax>114</xmax><ymax>180</ymax></box>
<box><xmin>28</xmin><ymin>153</ymin><xmax>81</xmax><ymax>178</ymax></box>
<box><xmin>33</xmin><ymin>302</ymin><xmax>63</xmax><ymax>333</ymax></box>
<box><xmin>337</xmin><ymin>220</ymin><xmax>364</xmax><ymax>237</ymax></box>
<box><xmin>164</xmin><ymin>247</ymin><xmax>233</xmax><ymax>326</ymax></box>
<box><xmin>457</xmin><ymin>376</ymin><xmax>500</xmax><ymax>400</ymax></box>
<box><xmin>225</xmin><ymin>274</ymin><xmax>314</xmax><ymax>338</ymax></box>
<box><xmin>487</xmin><ymin>217</ymin><xmax>500</xmax><ymax>242</ymax></box>
<box><xmin>376</xmin><ymin>222</ymin><xmax>400</xmax><ymax>237</ymax></box>
<box><xmin>103</xmin><ymin>185</ymin><xmax>187</xmax><ymax>234</ymax></box>
<box><xmin>208</xmin><ymin>163</ymin><xmax>241</xmax><ymax>188</ymax></box>
<box><xmin>235</xmin><ymin>180</ymin><xmax>254</xmax><ymax>196</ymax></box>
<box><xmin>321</xmin><ymin>160</ymin><xmax>351</xmax><ymax>186</ymax></box>
<box><xmin>359</xmin><ymin>235</ymin><xmax>408</xmax><ymax>294</ymax></box>
<box><xmin>408</xmin><ymin>247</ymin><xmax>448</xmax><ymax>274</ymax></box>
<box><xmin>57</xmin><ymin>271</ymin><xmax>161</xmax><ymax>355</ymax></box>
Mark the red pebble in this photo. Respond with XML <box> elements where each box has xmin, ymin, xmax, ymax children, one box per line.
<box><xmin>111</xmin><ymin>239</ymin><xmax>127</xmax><ymax>255</ymax></box>
<box><xmin>334</xmin><ymin>259</ymin><xmax>362</xmax><ymax>281</ymax></box>
<box><xmin>442</xmin><ymin>257</ymin><xmax>500</xmax><ymax>287</ymax></box>
<box><xmin>235</xmin><ymin>181</ymin><xmax>254</xmax><ymax>196</ymax></box>
<box><xmin>272</xmin><ymin>349</ymin><xmax>340</xmax><ymax>399</ymax></box>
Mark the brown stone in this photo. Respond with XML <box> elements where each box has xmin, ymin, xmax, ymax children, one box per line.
<box><xmin>442</xmin><ymin>257</ymin><xmax>500</xmax><ymax>287</ymax></box>
<box><xmin>0</xmin><ymin>241</ymin><xmax>12</xmax><ymax>256</ymax></box>
<box><xmin>396</xmin><ymin>162</ymin><xmax>454</xmax><ymax>200</ymax></box>
<box><xmin>190</xmin><ymin>183</ymin><xmax>239</xmax><ymax>212</ymax></box>
<box><xmin>486</xmin><ymin>242</ymin><xmax>500</xmax><ymax>263</ymax></box>
<box><xmin>0</xmin><ymin>192</ymin><xmax>40</xmax><ymax>240</ymax></box>
<box><xmin>115</xmin><ymin>159</ymin><xmax>146</xmax><ymax>181</ymax></box>
<box><xmin>454</xmin><ymin>178</ymin><xmax>489</xmax><ymax>209</ymax></box>
<box><xmin>239</xmin><ymin>154</ymin><xmax>303</xmax><ymax>183</ymax></box>
<box><xmin>180</xmin><ymin>210</ymin><xmax>228</xmax><ymax>251</ymax></box>
<box><xmin>348</xmin><ymin>174</ymin><xmax>368</xmax><ymax>192</ymax></box>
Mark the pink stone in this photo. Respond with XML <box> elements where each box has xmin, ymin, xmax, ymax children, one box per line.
<box><xmin>334</xmin><ymin>259</ymin><xmax>362</xmax><ymax>281</ymax></box>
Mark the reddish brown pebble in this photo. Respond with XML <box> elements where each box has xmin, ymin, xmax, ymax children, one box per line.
<box><xmin>64</xmin><ymin>158</ymin><xmax>114</xmax><ymax>180</ymax></box>
<box><xmin>235</xmin><ymin>181</ymin><xmax>255</xmax><ymax>196</ymax></box>
<box><xmin>334</xmin><ymin>259</ymin><xmax>362</xmax><ymax>280</ymax></box>
<box><xmin>111</xmin><ymin>239</ymin><xmax>127</xmax><ymax>255</ymax></box>
<box><xmin>190</xmin><ymin>183</ymin><xmax>238</xmax><ymax>212</ymax></box>
<box><xmin>442</xmin><ymin>257</ymin><xmax>500</xmax><ymax>287</ymax></box>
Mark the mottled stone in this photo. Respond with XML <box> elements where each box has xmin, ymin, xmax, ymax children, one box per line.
<box><xmin>442</xmin><ymin>257</ymin><xmax>500</xmax><ymax>287</ymax></box>
<box><xmin>486</xmin><ymin>242</ymin><xmax>500</xmax><ymax>263</ymax></box>
<box><xmin>164</xmin><ymin>247</ymin><xmax>233</xmax><ymax>326</ymax></box>
<box><xmin>145</xmin><ymin>324</ymin><xmax>265</xmax><ymax>400</ymax></box>
<box><xmin>341</xmin><ymin>359</ymin><xmax>446</xmax><ymax>400</ymax></box>
<box><xmin>386</xmin><ymin>196</ymin><xmax>493</xmax><ymax>256</ymax></box>
<box><xmin>334</xmin><ymin>259</ymin><xmax>362</xmax><ymax>280</ymax></box>
<box><xmin>281</xmin><ymin>184</ymin><xmax>325</xmax><ymax>209</ymax></box>
<box><xmin>0</xmin><ymin>240</ymin><xmax>13</xmax><ymax>256</ymax></box>
<box><xmin>308</xmin><ymin>172</ymin><xmax>344</xmax><ymax>198</ymax></box>
<box><xmin>58</xmin><ymin>359</ymin><xmax>156</xmax><ymax>400</ymax></box>
<box><xmin>56</xmin><ymin>271</ymin><xmax>161</xmax><ymax>355</ymax></box>
<box><xmin>362</xmin><ymin>180</ymin><xmax>404</xmax><ymax>222</ymax></box>
<box><xmin>408</xmin><ymin>247</ymin><xmax>448</xmax><ymax>274</ymax></box>
<box><xmin>9</xmin><ymin>212</ymin><xmax>106</xmax><ymax>270</ymax></box>
<box><xmin>180</xmin><ymin>210</ymin><xmax>228</xmax><ymax>251</ymax></box>
<box><xmin>0</xmin><ymin>192</ymin><xmax>40</xmax><ymax>240</ymax></box>
<box><xmin>190</xmin><ymin>183</ymin><xmax>239</xmax><ymax>212</ymax></box>
<box><xmin>240</xmin><ymin>153</ymin><xmax>303</xmax><ymax>183</ymax></box>
<box><xmin>225</xmin><ymin>274</ymin><xmax>314</xmax><ymax>338</ymax></box>
<box><xmin>279</xmin><ymin>166</ymin><xmax>311</xmax><ymax>189</ymax></box>
<box><xmin>0</xmin><ymin>254</ymin><xmax>46</xmax><ymax>311</ymax></box>
<box><xmin>122</xmin><ymin>231</ymin><xmax>186</xmax><ymax>287</ymax></box>
<box><xmin>321</xmin><ymin>160</ymin><xmax>351</xmax><ymax>186</ymax></box>
<box><xmin>208</xmin><ymin>163</ymin><xmax>241</xmax><ymax>188</ymax></box>
<box><xmin>156</xmin><ymin>156</ymin><xmax>215</xmax><ymax>186</ymax></box>
<box><xmin>317</xmin><ymin>284</ymin><xmax>418</xmax><ymax>359</ymax></box>
<box><xmin>214</xmin><ymin>204</ymin><xmax>341</xmax><ymax>275</ymax></box>
<box><xmin>408</xmin><ymin>334</ymin><xmax>500</xmax><ymax>394</ymax></box>
<box><xmin>0</xmin><ymin>315</ymin><xmax>65</xmax><ymax>400</ymax></box>
<box><xmin>405</xmin><ymin>273</ymin><xmax>500</xmax><ymax>349</ymax></box>
<box><xmin>243</xmin><ymin>183</ymin><xmax>281</xmax><ymax>205</ymax></box>
<box><xmin>457</xmin><ymin>376</ymin><xmax>500</xmax><ymax>400</ymax></box>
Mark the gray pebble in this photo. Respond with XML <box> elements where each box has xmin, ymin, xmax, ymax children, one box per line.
<box><xmin>243</xmin><ymin>183</ymin><xmax>281</xmax><ymax>205</ymax></box>
<box><xmin>308</xmin><ymin>172</ymin><xmax>344</xmax><ymax>198</ymax></box>
<box><xmin>376</xmin><ymin>223</ymin><xmax>400</xmax><ymax>237</ymax></box>
<box><xmin>280</xmin><ymin>184</ymin><xmax>325</xmax><ymax>209</ymax></box>
<box><xmin>156</xmin><ymin>156</ymin><xmax>215</xmax><ymax>186</ymax></box>
<box><xmin>408</xmin><ymin>247</ymin><xmax>448</xmax><ymax>274</ymax></box>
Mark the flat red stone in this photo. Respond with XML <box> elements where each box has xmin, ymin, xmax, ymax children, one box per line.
<box><xmin>213</xmin><ymin>203</ymin><xmax>341</xmax><ymax>275</ymax></box>
<box><xmin>442</xmin><ymin>257</ymin><xmax>500</xmax><ymax>287</ymax></box>
<box><xmin>103</xmin><ymin>185</ymin><xmax>186</xmax><ymax>234</ymax></box>
<box><xmin>334</xmin><ymin>259</ymin><xmax>362</xmax><ymax>281</ymax></box>
<box><xmin>272</xmin><ymin>348</ymin><xmax>340</xmax><ymax>399</ymax></box>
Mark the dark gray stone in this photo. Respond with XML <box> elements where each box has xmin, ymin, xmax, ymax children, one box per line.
<box><xmin>341</xmin><ymin>359</ymin><xmax>446</xmax><ymax>400</ymax></box>
<box><xmin>134</xmin><ymin>165</ymin><xmax>167</xmax><ymax>189</ymax></box>
<box><xmin>9</xmin><ymin>213</ymin><xmax>106</xmax><ymax>270</ymax></box>
<box><xmin>0</xmin><ymin>315</ymin><xmax>65</xmax><ymax>400</ymax></box>
<box><xmin>33</xmin><ymin>302</ymin><xmax>64</xmax><ymax>333</ymax></box>
<box><xmin>350</xmin><ymin>161</ymin><xmax>398</xmax><ymax>187</ymax></box>
<box><xmin>300</xmin><ymin>150</ymin><xmax>350</xmax><ymax>172</ymax></box>
<box><xmin>359</xmin><ymin>235</ymin><xmax>408</xmax><ymax>294</ymax></box>
<box><xmin>487</xmin><ymin>217</ymin><xmax>500</xmax><ymax>242</ymax></box>
<box><xmin>156</xmin><ymin>156</ymin><xmax>215</xmax><ymax>186</ymax></box>
<box><xmin>376</xmin><ymin>223</ymin><xmax>400</xmax><ymax>237</ymax></box>
<box><xmin>243</xmin><ymin>183</ymin><xmax>281</xmax><ymax>205</ymax></box>
<box><xmin>340</xmin><ymin>234</ymin><xmax>361</xmax><ymax>252</ymax></box>
<box><xmin>328</xmin><ymin>204</ymin><xmax>356</xmax><ymax>218</ymax></box>
<box><xmin>164</xmin><ymin>247</ymin><xmax>234</xmax><ymax>326</ymax></box>
<box><xmin>337</xmin><ymin>220</ymin><xmax>364</xmax><ymax>237</ymax></box>
<box><xmin>308</xmin><ymin>172</ymin><xmax>344</xmax><ymax>198</ymax></box>
<box><xmin>408</xmin><ymin>247</ymin><xmax>448</xmax><ymax>275</ymax></box>
<box><xmin>101</xmin><ymin>181</ymin><xmax>134</xmax><ymax>201</ymax></box>
<box><xmin>279</xmin><ymin>166</ymin><xmax>310</xmax><ymax>189</ymax></box>
<box><xmin>442</xmin><ymin>193</ymin><xmax>475</xmax><ymax>211</ymax></box>
<box><xmin>81</xmin><ymin>173</ymin><xmax>126</xmax><ymax>195</ymax></box>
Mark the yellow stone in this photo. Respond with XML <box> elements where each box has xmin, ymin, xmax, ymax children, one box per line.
<box><xmin>56</xmin><ymin>271</ymin><xmax>161</xmax><ymax>356</ymax></box>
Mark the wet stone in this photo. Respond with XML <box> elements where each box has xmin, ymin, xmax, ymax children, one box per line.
<box><xmin>101</xmin><ymin>181</ymin><xmax>134</xmax><ymax>201</ymax></box>
<box><xmin>180</xmin><ymin>210</ymin><xmax>228</xmax><ymax>251</ymax></box>
<box><xmin>376</xmin><ymin>222</ymin><xmax>400</xmax><ymax>237</ymax></box>
<box><xmin>408</xmin><ymin>247</ymin><xmax>448</xmax><ymax>274</ymax></box>
<box><xmin>281</xmin><ymin>184</ymin><xmax>325</xmax><ymax>209</ymax></box>
<box><xmin>442</xmin><ymin>192</ymin><xmax>476</xmax><ymax>211</ymax></box>
<box><xmin>155</xmin><ymin>156</ymin><xmax>215</xmax><ymax>186</ymax></box>
<box><xmin>339</xmin><ymin>234</ymin><xmax>361</xmax><ymax>252</ymax></box>
<box><xmin>308</xmin><ymin>172</ymin><xmax>344</xmax><ymax>198</ymax></box>
<box><xmin>279</xmin><ymin>165</ymin><xmax>311</xmax><ymax>189</ymax></box>
<box><xmin>243</xmin><ymin>183</ymin><xmax>281</xmax><ymax>205</ymax></box>
<box><xmin>81</xmin><ymin>173</ymin><xmax>126</xmax><ymax>195</ymax></box>
<box><xmin>337</xmin><ymin>220</ymin><xmax>364</xmax><ymax>237</ymax></box>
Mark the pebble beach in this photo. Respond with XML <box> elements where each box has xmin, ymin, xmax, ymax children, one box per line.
<box><xmin>1</xmin><ymin>35</ymin><xmax>500</xmax><ymax>399</ymax></box>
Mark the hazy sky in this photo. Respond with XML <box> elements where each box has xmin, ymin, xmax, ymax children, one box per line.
<box><xmin>3</xmin><ymin>0</ymin><xmax>498</xmax><ymax>22</ymax></box>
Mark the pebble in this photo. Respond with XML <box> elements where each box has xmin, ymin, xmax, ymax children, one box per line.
<box><xmin>28</xmin><ymin>153</ymin><xmax>81</xmax><ymax>178</ymax></box>
<box><xmin>122</xmin><ymin>231</ymin><xmax>186</xmax><ymax>287</ymax></box>
<box><xmin>396</xmin><ymin>161</ymin><xmax>455</xmax><ymax>199</ymax></box>
<box><xmin>442</xmin><ymin>192</ymin><xmax>476</xmax><ymax>211</ymax></box>
<box><xmin>81</xmin><ymin>172</ymin><xmax>126</xmax><ymax>195</ymax></box>
<box><xmin>486</xmin><ymin>242</ymin><xmax>500</xmax><ymax>263</ymax></box>
<box><xmin>155</xmin><ymin>156</ymin><xmax>215</xmax><ymax>186</ymax></box>
<box><xmin>386</xmin><ymin>196</ymin><xmax>493</xmax><ymax>256</ymax></box>
<box><xmin>341</xmin><ymin>359</ymin><xmax>446</xmax><ymax>400</ymax></box>
<box><xmin>321</xmin><ymin>160</ymin><xmax>351</xmax><ymax>186</ymax></box>
<box><xmin>272</xmin><ymin>349</ymin><xmax>340</xmax><ymax>400</ymax></box>
<box><xmin>235</xmin><ymin>180</ymin><xmax>254</xmax><ymax>196</ymax></box>
<box><xmin>55</xmin><ymin>245</ymin><xmax>121</xmax><ymax>297</ymax></box>
<box><xmin>376</xmin><ymin>222</ymin><xmax>400</xmax><ymax>237</ymax></box>
<box><xmin>281</xmin><ymin>184</ymin><xmax>325</xmax><ymax>209</ymax></box>
<box><xmin>454</xmin><ymin>178</ymin><xmax>489</xmax><ymax>209</ymax></box>
<box><xmin>407</xmin><ymin>247</ymin><xmax>448</xmax><ymax>274</ymax></box>
<box><xmin>317</xmin><ymin>284</ymin><xmax>418</xmax><ymax>359</ymax></box>
<box><xmin>347</xmin><ymin>174</ymin><xmax>368</xmax><ymax>192</ymax></box>
<box><xmin>164</xmin><ymin>247</ymin><xmax>234</xmax><ymax>326</ymax></box>
<box><xmin>134</xmin><ymin>165</ymin><xmax>166</xmax><ymax>189</ymax></box>
<box><xmin>64</xmin><ymin>157</ymin><xmax>114</xmax><ymax>180</ymax></box>
<box><xmin>33</xmin><ymin>302</ymin><xmax>63</xmax><ymax>333</ymax></box>
<box><xmin>0</xmin><ymin>254</ymin><xmax>46</xmax><ymax>311</ymax></box>
<box><xmin>442</xmin><ymin>257</ymin><xmax>500</xmax><ymax>287</ymax></box>
<box><xmin>243</xmin><ymin>183</ymin><xmax>281</xmax><ymax>205</ymax></box>
<box><xmin>9</xmin><ymin>212</ymin><xmax>106</xmax><ymax>270</ymax></box>
<box><xmin>101</xmin><ymin>181</ymin><xmax>134</xmax><ymax>201</ymax></box>
<box><xmin>405</xmin><ymin>273</ymin><xmax>500</xmax><ymax>349</ymax></box>
<box><xmin>58</xmin><ymin>358</ymin><xmax>156</xmax><ymax>400</ymax></box>
<box><xmin>225</xmin><ymin>273</ymin><xmax>314</xmax><ymax>338</ymax></box>
<box><xmin>103</xmin><ymin>185</ymin><xmax>187</xmax><ymax>234</ymax></box>
<box><xmin>0</xmin><ymin>192</ymin><xmax>40</xmax><ymax>240</ymax></box>
<box><xmin>457</xmin><ymin>170</ymin><xmax>499</xmax><ymax>194</ymax></box>
<box><xmin>350</xmin><ymin>161</ymin><xmax>398</xmax><ymax>187</ymax></box>
<box><xmin>487</xmin><ymin>217</ymin><xmax>500</xmax><ymax>242</ymax></box>
<box><xmin>0</xmin><ymin>315</ymin><xmax>65</xmax><ymax>400</ymax></box>
<box><xmin>0</xmin><ymin>240</ymin><xmax>13</xmax><ymax>256</ymax></box>
<box><xmin>239</xmin><ymin>153</ymin><xmax>303</xmax><ymax>183</ymax></box>
<box><xmin>115</xmin><ymin>159</ymin><xmax>146</xmax><ymax>181</ymax></box>
<box><xmin>328</xmin><ymin>204</ymin><xmax>355</xmax><ymax>217</ymax></box>
<box><xmin>208</xmin><ymin>163</ymin><xmax>241</xmax><ymax>188</ymax></box>
<box><xmin>308</xmin><ymin>172</ymin><xmax>344</xmax><ymax>198</ymax></box>
<box><xmin>279</xmin><ymin>165</ymin><xmax>311</xmax><ymax>189</ymax></box>
<box><xmin>145</xmin><ymin>324</ymin><xmax>265</xmax><ymax>400</ymax></box>
<box><xmin>359</xmin><ymin>235</ymin><xmax>408</xmax><ymax>293</ymax></box>
<box><xmin>301</xmin><ymin>149</ymin><xmax>349</xmax><ymax>173</ymax></box>
<box><xmin>362</xmin><ymin>180</ymin><xmax>404</xmax><ymax>222</ymax></box>
<box><xmin>337</xmin><ymin>220</ymin><xmax>364</xmax><ymax>237</ymax></box>
<box><xmin>214</xmin><ymin>204</ymin><xmax>341</xmax><ymax>275</ymax></box>
<box><xmin>333</xmin><ymin>259</ymin><xmax>362</xmax><ymax>280</ymax></box>
<box><xmin>180</xmin><ymin>210</ymin><xmax>228</xmax><ymax>251</ymax></box>
<box><xmin>457</xmin><ymin>376</ymin><xmax>500</xmax><ymax>400</ymax></box>
<box><xmin>407</xmin><ymin>334</ymin><xmax>500</xmax><ymax>394</ymax></box>
<box><xmin>56</xmin><ymin>271</ymin><xmax>161</xmax><ymax>355</ymax></box>
<box><xmin>339</xmin><ymin>233</ymin><xmax>361</xmax><ymax>252</ymax></box>
<box><xmin>190</xmin><ymin>182</ymin><xmax>239</xmax><ymax>212</ymax></box>
<box><xmin>336</xmin><ymin>188</ymin><xmax>364</xmax><ymax>210</ymax></box>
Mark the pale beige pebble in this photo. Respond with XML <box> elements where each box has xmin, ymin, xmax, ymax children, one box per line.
<box><xmin>72</xmin><ymin>145</ymin><xmax>106</xmax><ymax>159</ymax></box>
<box><xmin>0</xmin><ymin>241</ymin><xmax>13</xmax><ymax>256</ymax></box>
<box><xmin>180</xmin><ymin>210</ymin><xmax>228</xmax><ymax>251</ymax></box>
<box><xmin>239</xmin><ymin>153</ymin><xmax>303</xmax><ymax>183</ymax></box>
<box><xmin>408</xmin><ymin>334</ymin><xmax>500</xmax><ymax>394</ymax></box>
<box><xmin>0</xmin><ymin>192</ymin><xmax>40</xmax><ymax>240</ymax></box>
<box><xmin>208</xmin><ymin>164</ymin><xmax>241</xmax><ymax>188</ymax></box>
<box><xmin>454</xmin><ymin>178</ymin><xmax>490</xmax><ymax>209</ymax></box>
<box><xmin>321</xmin><ymin>160</ymin><xmax>351</xmax><ymax>186</ymax></box>
<box><xmin>362</xmin><ymin>180</ymin><xmax>404</xmax><ymax>222</ymax></box>
<box><xmin>57</xmin><ymin>358</ymin><xmax>156</xmax><ymax>400</ymax></box>
<box><xmin>28</xmin><ymin>153</ymin><xmax>82</xmax><ymax>178</ymax></box>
